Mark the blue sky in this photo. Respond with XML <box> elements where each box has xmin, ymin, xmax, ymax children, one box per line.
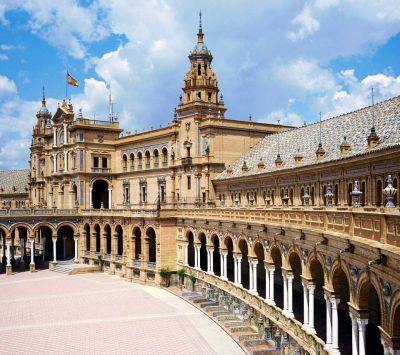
<box><xmin>0</xmin><ymin>0</ymin><xmax>399</xmax><ymax>169</ymax></box>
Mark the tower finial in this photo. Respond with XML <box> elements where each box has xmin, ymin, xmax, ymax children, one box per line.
<box><xmin>319</xmin><ymin>111</ymin><xmax>322</xmax><ymax>148</ymax></box>
<box><xmin>197</xmin><ymin>11</ymin><xmax>204</xmax><ymax>43</ymax></box>
<box><xmin>371</xmin><ymin>87</ymin><xmax>375</xmax><ymax>130</ymax></box>
<box><xmin>367</xmin><ymin>86</ymin><xmax>379</xmax><ymax>147</ymax></box>
<box><xmin>42</xmin><ymin>86</ymin><xmax>46</xmax><ymax>107</ymax></box>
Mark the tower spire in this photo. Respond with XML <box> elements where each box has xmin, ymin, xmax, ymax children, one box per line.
<box><xmin>367</xmin><ymin>86</ymin><xmax>379</xmax><ymax>147</ymax></box>
<box><xmin>197</xmin><ymin>10</ymin><xmax>204</xmax><ymax>44</ymax></box>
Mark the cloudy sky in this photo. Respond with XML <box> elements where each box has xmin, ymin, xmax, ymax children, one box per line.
<box><xmin>0</xmin><ymin>0</ymin><xmax>399</xmax><ymax>169</ymax></box>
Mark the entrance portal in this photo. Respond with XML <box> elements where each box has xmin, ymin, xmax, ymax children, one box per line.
<box><xmin>92</xmin><ymin>180</ymin><xmax>109</xmax><ymax>209</ymax></box>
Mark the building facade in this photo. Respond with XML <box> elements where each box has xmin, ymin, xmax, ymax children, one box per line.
<box><xmin>0</xmin><ymin>19</ymin><xmax>400</xmax><ymax>355</ymax></box>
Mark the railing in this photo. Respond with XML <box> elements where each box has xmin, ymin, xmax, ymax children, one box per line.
<box><xmin>132</xmin><ymin>259</ymin><xmax>141</xmax><ymax>267</ymax></box>
<box><xmin>72</xmin><ymin>118</ymin><xmax>119</xmax><ymax>128</ymax></box>
<box><xmin>84</xmin><ymin>250</ymin><xmax>90</xmax><ymax>256</ymax></box>
<box><xmin>147</xmin><ymin>261</ymin><xmax>156</xmax><ymax>269</ymax></box>
<box><xmin>181</xmin><ymin>157</ymin><xmax>192</xmax><ymax>166</ymax></box>
<box><xmin>130</xmin><ymin>166</ymin><xmax>135</xmax><ymax>171</ymax></box>
<box><xmin>91</xmin><ymin>168</ymin><xmax>111</xmax><ymax>173</ymax></box>
<box><xmin>162</xmin><ymin>161</ymin><xmax>168</xmax><ymax>167</ymax></box>
<box><xmin>185</xmin><ymin>266</ymin><xmax>328</xmax><ymax>355</ymax></box>
<box><xmin>115</xmin><ymin>255</ymin><xmax>123</xmax><ymax>262</ymax></box>
<box><xmin>104</xmin><ymin>254</ymin><xmax>111</xmax><ymax>261</ymax></box>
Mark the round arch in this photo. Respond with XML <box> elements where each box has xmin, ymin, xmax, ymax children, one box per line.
<box><xmin>146</xmin><ymin>227</ymin><xmax>156</xmax><ymax>263</ymax></box>
<box><xmin>92</xmin><ymin>179</ymin><xmax>109</xmax><ymax>209</ymax></box>
<box><xmin>238</xmin><ymin>238</ymin><xmax>249</xmax><ymax>290</ymax></box>
<box><xmin>186</xmin><ymin>230</ymin><xmax>195</xmax><ymax>267</ymax></box>
<box><xmin>211</xmin><ymin>234</ymin><xmax>220</xmax><ymax>276</ymax></box>
<box><xmin>132</xmin><ymin>225</ymin><xmax>142</xmax><ymax>260</ymax></box>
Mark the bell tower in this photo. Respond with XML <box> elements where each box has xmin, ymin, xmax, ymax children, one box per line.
<box><xmin>177</xmin><ymin>12</ymin><xmax>226</xmax><ymax>117</ymax></box>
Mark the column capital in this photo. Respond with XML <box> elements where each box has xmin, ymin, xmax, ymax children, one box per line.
<box><xmin>307</xmin><ymin>283</ymin><xmax>316</xmax><ymax>292</ymax></box>
<box><xmin>52</xmin><ymin>236</ymin><xmax>57</xmax><ymax>242</ymax></box>
<box><xmin>357</xmin><ymin>318</ymin><xmax>368</xmax><ymax>328</ymax></box>
<box><xmin>74</xmin><ymin>236</ymin><xmax>79</xmax><ymax>241</ymax></box>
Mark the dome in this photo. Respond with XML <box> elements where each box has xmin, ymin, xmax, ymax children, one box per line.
<box><xmin>192</xmin><ymin>43</ymin><xmax>211</xmax><ymax>55</ymax></box>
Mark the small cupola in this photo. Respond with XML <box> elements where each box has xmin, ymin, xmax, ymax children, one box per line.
<box><xmin>275</xmin><ymin>154</ymin><xmax>283</xmax><ymax>168</ymax></box>
<box><xmin>226</xmin><ymin>165</ymin><xmax>233</xmax><ymax>175</ymax></box>
<box><xmin>367</xmin><ymin>88</ymin><xmax>379</xmax><ymax>148</ymax></box>
<box><xmin>316</xmin><ymin>112</ymin><xmax>325</xmax><ymax>160</ymax></box>
<box><xmin>241</xmin><ymin>160</ymin><xmax>249</xmax><ymax>172</ymax></box>
<box><xmin>257</xmin><ymin>158</ymin><xmax>265</xmax><ymax>170</ymax></box>
<box><xmin>294</xmin><ymin>148</ymin><xmax>303</xmax><ymax>165</ymax></box>
<box><xmin>340</xmin><ymin>136</ymin><xmax>351</xmax><ymax>154</ymax></box>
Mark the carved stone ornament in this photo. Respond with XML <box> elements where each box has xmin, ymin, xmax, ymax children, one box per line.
<box><xmin>350</xmin><ymin>265</ymin><xmax>361</xmax><ymax>284</ymax></box>
<box><xmin>302</xmin><ymin>248</ymin><xmax>309</xmax><ymax>262</ymax></box>
<box><xmin>324</xmin><ymin>255</ymin><xmax>333</xmax><ymax>270</ymax></box>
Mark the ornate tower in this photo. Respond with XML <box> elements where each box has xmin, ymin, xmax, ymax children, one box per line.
<box><xmin>177</xmin><ymin>13</ymin><xmax>226</xmax><ymax>117</ymax></box>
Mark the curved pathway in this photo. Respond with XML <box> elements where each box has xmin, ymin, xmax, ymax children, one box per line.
<box><xmin>0</xmin><ymin>271</ymin><xmax>244</xmax><ymax>355</ymax></box>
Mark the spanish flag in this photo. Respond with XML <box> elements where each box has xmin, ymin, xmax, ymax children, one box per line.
<box><xmin>67</xmin><ymin>73</ymin><xmax>79</xmax><ymax>87</ymax></box>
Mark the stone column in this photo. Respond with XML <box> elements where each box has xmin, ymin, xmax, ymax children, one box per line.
<box><xmin>331</xmin><ymin>297</ymin><xmax>340</xmax><ymax>354</ymax></box>
<box><xmin>6</xmin><ymin>239</ymin><xmax>11</xmax><ymax>275</ymax></box>
<box><xmin>62</xmin><ymin>237</ymin><xmax>67</xmax><ymax>259</ymax></box>
<box><xmin>52</xmin><ymin>237</ymin><xmax>57</xmax><ymax>263</ymax></box>
<box><xmin>221</xmin><ymin>251</ymin><xmax>228</xmax><ymax>280</ymax></box>
<box><xmin>194</xmin><ymin>245</ymin><xmax>198</xmax><ymax>268</ymax></box>
<box><xmin>308</xmin><ymin>284</ymin><xmax>316</xmax><ymax>333</ymax></box>
<box><xmin>53</xmin><ymin>127</ymin><xmax>57</xmax><ymax>147</ymax></box>
<box><xmin>269</xmin><ymin>266</ymin><xmax>275</xmax><ymax>304</ymax></box>
<box><xmin>302</xmin><ymin>282</ymin><xmax>309</xmax><ymax>328</ymax></box>
<box><xmin>350</xmin><ymin>313</ymin><xmax>359</xmax><ymax>355</ymax></box>
<box><xmin>219</xmin><ymin>251</ymin><xmax>224</xmax><ymax>277</ymax></box>
<box><xmin>264</xmin><ymin>264</ymin><xmax>270</xmax><ymax>300</ymax></box>
<box><xmin>63</xmin><ymin>123</ymin><xmax>67</xmax><ymax>144</ymax></box>
<box><xmin>64</xmin><ymin>152</ymin><xmax>68</xmax><ymax>173</ymax></box>
<box><xmin>287</xmin><ymin>274</ymin><xmax>294</xmax><ymax>317</ymax></box>
<box><xmin>89</xmin><ymin>188</ymin><xmax>93</xmax><ymax>208</ymax></box>
<box><xmin>283</xmin><ymin>273</ymin><xmax>288</xmax><ymax>312</ymax></box>
<box><xmin>252</xmin><ymin>260</ymin><xmax>258</xmax><ymax>294</ymax></box>
<box><xmin>30</xmin><ymin>239</ymin><xmax>35</xmax><ymax>272</ymax></box>
<box><xmin>208</xmin><ymin>248</ymin><xmax>214</xmax><ymax>274</ymax></box>
<box><xmin>249</xmin><ymin>259</ymin><xmax>253</xmax><ymax>291</ymax></box>
<box><xmin>108</xmin><ymin>188</ymin><xmax>112</xmax><ymax>209</ymax></box>
<box><xmin>52</xmin><ymin>153</ymin><xmax>56</xmax><ymax>173</ymax></box>
<box><xmin>233</xmin><ymin>255</ymin><xmax>238</xmax><ymax>284</ymax></box>
<box><xmin>237</xmin><ymin>256</ymin><xmax>242</xmax><ymax>285</ymax></box>
<box><xmin>357</xmin><ymin>318</ymin><xmax>368</xmax><ymax>355</ymax></box>
<box><xmin>324</xmin><ymin>294</ymin><xmax>333</xmax><ymax>349</ymax></box>
<box><xmin>184</xmin><ymin>241</ymin><xmax>189</xmax><ymax>266</ymax></box>
<box><xmin>74</xmin><ymin>236</ymin><xmax>79</xmax><ymax>263</ymax></box>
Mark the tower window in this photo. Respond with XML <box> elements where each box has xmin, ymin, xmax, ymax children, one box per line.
<box><xmin>208</xmin><ymin>92</ymin><xmax>211</xmax><ymax>101</ymax></box>
<box><xmin>197</xmin><ymin>92</ymin><xmax>201</xmax><ymax>100</ymax></box>
<box><xmin>187</xmin><ymin>176</ymin><xmax>191</xmax><ymax>190</ymax></box>
<box><xmin>198</xmin><ymin>64</ymin><xmax>201</xmax><ymax>76</ymax></box>
<box><xmin>187</xmin><ymin>93</ymin><xmax>190</xmax><ymax>101</ymax></box>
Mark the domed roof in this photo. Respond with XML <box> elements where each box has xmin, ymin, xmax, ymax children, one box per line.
<box><xmin>191</xmin><ymin>42</ymin><xmax>211</xmax><ymax>55</ymax></box>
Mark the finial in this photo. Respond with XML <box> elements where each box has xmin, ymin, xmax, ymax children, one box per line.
<box><xmin>42</xmin><ymin>86</ymin><xmax>45</xmax><ymax>99</ymax></box>
<box><xmin>367</xmin><ymin>86</ymin><xmax>379</xmax><ymax>148</ymax></box>
<box><xmin>371</xmin><ymin>87</ymin><xmax>375</xmax><ymax>130</ymax></box>
<box><xmin>319</xmin><ymin>112</ymin><xmax>322</xmax><ymax>148</ymax></box>
<box><xmin>199</xmin><ymin>10</ymin><xmax>202</xmax><ymax>32</ymax></box>
<box><xmin>249</xmin><ymin>114</ymin><xmax>252</xmax><ymax>121</ymax></box>
<box><xmin>219</xmin><ymin>93</ymin><xmax>224</xmax><ymax>103</ymax></box>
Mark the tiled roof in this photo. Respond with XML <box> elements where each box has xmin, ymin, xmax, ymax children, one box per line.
<box><xmin>0</xmin><ymin>169</ymin><xmax>30</xmax><ymax>195</ymax></box>
<box><xmin>216</xmin><ymin>96</ymin><xmax>400</xmax><ymax>180</ymax></box>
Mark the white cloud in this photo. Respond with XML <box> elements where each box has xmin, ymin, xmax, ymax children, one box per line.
<box><xmin>0</xmin><ymin>54</ymin><xmax>8</xmax><ymax>60</ymax></box>
<box><xmin>287</xmin><ymin>5</ymin><xmax>320</xmax><ymax>41</ymax></box>
<box><xmin>0</xmin><ymin>75</ymin><xmax>17</xmax><ymax>96</ymax></box>
<box><xmin>260</xmin><ymin>110</ymin><xmax>304</xmax><ymax>127</ymax></box>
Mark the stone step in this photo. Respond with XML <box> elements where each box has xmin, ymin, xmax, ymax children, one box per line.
<box><xmin>237</xmin><ymin>332</ymin><xmax>260</xmax><ymax>342</ymax></box>
<box><xmin>244</xmin><ymin>339</ymin><xmax>271</xmax><ymax>347</ymax></box>
<box><xmin>192</xmin><ymin>297</ymin><xmax>209</xmax><ymax>304</ymax></box>
<box><xmin>200</xmin><ymin>302</ymin><xmax>219</xmax><ymax>309</ymax></box>
<box><xmin>212</xmin><ymin>310</ymin><xmax>232</xmax><ymax>317</ymax></box>
<box><xmin>222</xmin><ymin>320</ymin><xmax>244</xmax><ymax>328</ymax></box>
<box><xmin>228</xmin><ymin>325</ymin><xmax>254</xmax><ymax>333</ymax></box>
<box><xmin>182</xmin><ymin>291</ymin><xmax>200</xmax><ymax>298</ymax></box>
<box><xmin>249</xmin><ymin>346</ymin><xmax>276</xmax><ymax>355</ymax></box>
<box><xmin>216</xmin><ymin>314</ymin><xmax>238</xmax><ymax>321</ymax></box>
<box><xmin>203</xmin><ymin>305</ymin><xmax>224</xmax><ymax>312</ymax></box>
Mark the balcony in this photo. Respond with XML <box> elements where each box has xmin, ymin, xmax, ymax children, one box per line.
<box><xmin>181</xmin><ymin>157</ymin><xmax>192</xmax><ymax>166</ymax></box>
<box><xmin>91</xmin><ymin>167</ymin><xmax>111</xmax><ymax>173</ymax></box>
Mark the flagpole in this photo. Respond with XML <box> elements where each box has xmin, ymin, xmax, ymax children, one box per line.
<box><xmin>66</xmin><ymin>71</ymin><xmax>68</xmax><ymax>101</ymax></box>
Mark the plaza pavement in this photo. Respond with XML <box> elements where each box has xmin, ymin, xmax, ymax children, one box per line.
<box><xmin>0</xmin><ymin>270</ymin><xmax>244</xmax><ymax>355</ymax></box>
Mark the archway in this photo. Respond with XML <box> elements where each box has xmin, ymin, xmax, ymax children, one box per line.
<box><xmin>359</xmin><ymin>280</ymin><xmax>384</xmax><ymax>355</ymax></box>
<box><xmin>212</xmin><ymin>235</ymin><xmax>220</xmax><ymax>276</ymax></box>
<box><xmin>187</xmin><ymin>231</ymin><xmax>195</xmax><ymax>267</ymax></box>
<box><xmin>310</xmin><ymin>258</ymin><xmax>326</xmax><ymax>341</ymax></box>
<box><xmin>105</xmin><ymin>225</ymin><xmax>111</xmax><ymax>255</ymax></box>
<box><xmin>239</xmin><ymin>239</ymin><xmax>249</xmax><ymax>290</ymax></box>
<box><xmin>225</xmin><ymin>237</ymin><xmax>234</xmax><ymax>282</ymax></box>
<box><xmin>38</xmin><ymin>225</ymin><xmax>53</xmax><ymax>261</ymax></box>
<box><xmin>133</xmin><ymin>227</ymin><xmax>141</xmax><ymax>260</ymax></box>
<box><xmin>10</xmin><ymin>226</ymin><xmax>29</xmax><ymax>271</ymax></box>
<box><xmin>0</xmin><ymin>227</ymin><xmax>6</xmax><ymax>268</ymax></box>
<box><xmin>57</xmin><ymin>225</ymin><xmax>75</xmax><ymax>260</ymax></box>
<box><xmin>94</xmin><ymin>224</ymin><xmax>100</xmax><ymax>252</ymax></box>
<box><xmin>84</xmin><ymin>224</ymin><xmax>90</xmax><ymax>252</ymax></box>
<box><xmin>271</xmin><ymin>247</ymin><xmax>283</xmax><ymax>309</ymax></box>
<box><xmin>116</xmin><ymin>225</ymin><xmax>123</xmax><ymax>256</ymax></box>
<box><xmin>289</xmin><ymin>252</ymin><xmax>303</xmax><ymax>321</ymax></box>
<box><xmin>147</xmin><ymin>228</ymin><xmax>156</xmax><ymax>263</ymax></box>
<box><xmin>254</xmin><ymin>242</ymin><xmax>265</xmax><ymax>297</ymax></box>
<box><xmin>332</xmin><ymin>266</ymin><xmax>352</xmax><ymax>354</ymax></box>
<box><xmin>199</xmin><ymin>233</ymin><xmax>207</xmax><ymax>271</ymax></box>
<box><xmin>92</xmin><ymin>180</ymin><xmax>109</xmax><ymax>209</ymax></box>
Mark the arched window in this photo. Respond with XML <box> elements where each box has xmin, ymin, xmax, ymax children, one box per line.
<box><xmin>376</xmin><ymin>180</ymin><xmax>382</xmax><ymax>207</ymax></box>
<box><xmin>129</xmin><ymin>153</ymin><xmax>135</xmax><ymax>171</ymax></box>
<box><xmin>59</xmin><ymin>131</ymin><xmax>65</xmax><ymax>145</ymax></box>
<box><xmin>153</xmin><ymin>149</ymin><xmax>159</xmax><ymax>168</ymax></box>
<box><xmin>137</xmin><ymin>152</ymin><xmax>143</xmax><ymax>170</ymax></box>
<box><xmin>122</xmin><ymin>154</ymin><xmax>128</xmax><ymax>171</ymax></box>
<box><xmin>197</xmin><ymin>64</ymin><xmax>201</xmax><ymax>76</ymax></box>
<box><xmin>162</xmin><ymin>148</ymin><xmax>168</xmax><ymax>167</ymax></box>
<box><xmin>145</xmin><ymin>151</ymin><xmax>150</xmax><ymax>168</ymax></box>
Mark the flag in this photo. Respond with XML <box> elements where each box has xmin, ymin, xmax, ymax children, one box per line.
<box><xmin>67</xmin><ymin>73</ymin><xmax>79</xmax><ymax>87</ymax></box>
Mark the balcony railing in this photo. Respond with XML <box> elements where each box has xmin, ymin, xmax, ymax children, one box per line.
<box><xmin>91</xmin><ymin>167</ymin><xmax>111</xmax><ymax>173</ymax></box>
<box><xmin>132</xmin><ymin>259</ymin><xmax>141</xmax><ymax>268</ymax></box>
<box><xmin>147</xmin><ymin>261</ymin><xmax>156</xmax><ymax>269</ymax></box>
<box><xmin>181</xmin><ymin>157</ymin><xmax>192</xmax><ymax>166</ymax></box>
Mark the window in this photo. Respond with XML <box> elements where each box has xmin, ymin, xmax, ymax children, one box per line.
<box><xmin>142</xmin><ymin>186</ymin><xmax>147</xmax><ymax>203</ymax></box>
<box><xmin>93</xmin><ymin>157</ymin><xmax>99</xmax><ymax>168</ymax></box>
<box><xmin>198</xmin><ymin>64</ymin><xmax>201</xmax><ymax>76</ymax></box>
<box><xmin>102</xmin><ymin>157</ymin><xmax>107</xmax><ymax>168</ymax></box>
<box><xmin>160</xmin><ymin>185</ymin><xmax>165</xmax><ymax>203</ymax></box>
<box><xmin>186</xmin><ymin>147</ymin><xmax>191</xmax><ymax>157</ymax></box>
<box><xmin>208</xmin><ymin>92</ymin><xmax>211</xmax><ymax>101</ymax></box>
<box><xmin>79</xmin><ymin>133</ymin><xmax>84</xmax><ymax>141</ymax></box>
<box><xmin>202</xmin><ymin>192</ymin><xmax>206</xmax><ymax>203</ymax></box>
<box><xmin>187</xmin><ymin>176</ymin><xmax>191</xmax><ymax>190</ymax></box>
